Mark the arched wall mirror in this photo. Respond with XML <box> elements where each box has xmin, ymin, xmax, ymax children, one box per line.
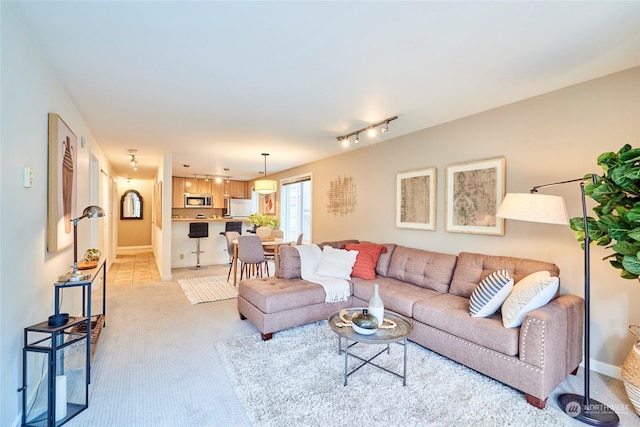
<box><xmin>120</xmin><ymin>189</ymin><xmax>143</xmax><ymax>220</ymax></box>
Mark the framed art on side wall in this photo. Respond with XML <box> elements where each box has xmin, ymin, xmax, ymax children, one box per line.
<box><xmin>264</xmin><ymin>193</ymin><xmax>275</xmax><ymax>214</ymax></box>
<box><xmin>396</xmin><ymin>167</ymin><xmax>436</xmax><ymax>230</ymax></box>
<box><xmin>47</xmin><ymin>113</ymin><xmax>77</xmax><ymax>252</ymax></box>
<box><xmin>445</xmin><ymin>157</ymin><xmax>505</xmax><ymax>235</ymax></box>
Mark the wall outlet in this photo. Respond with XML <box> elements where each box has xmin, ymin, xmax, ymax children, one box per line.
<box><xmin>180</xmin><ymin>254</ymin><xmax>184</xmax><ymax>260</ymax></box>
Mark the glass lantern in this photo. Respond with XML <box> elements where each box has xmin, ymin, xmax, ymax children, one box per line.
<box><xmin>22</xmin><ymin>316</ymin><xmax>89</xmax><ymax>426</ymax></box>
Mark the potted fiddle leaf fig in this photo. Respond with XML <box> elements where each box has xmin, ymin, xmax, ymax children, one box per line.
<box><xmin>571</xmin><ymin>144</ymin><xmax>640</xmax><ymax>415</ymax></box>
<box><xmin>570</xmin><ymin>144</ymin><xmax>640</xmax><ymax>280</ymax></box>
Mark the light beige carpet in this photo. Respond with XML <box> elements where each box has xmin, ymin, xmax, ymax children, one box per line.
<box><xmin>177</xmin><ymin>275</ymin><xmax>238</xmax><ymax>304</ymax></box>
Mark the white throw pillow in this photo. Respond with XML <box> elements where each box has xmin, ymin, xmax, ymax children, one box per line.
<box><xmin>469</xmin><ymin>269</ymin><xmax>514</xmax><ymax>318</ymax></box>
<box><xmin>316</xmin><ymin>245</ymin><xmax>358</xmax><ymax>280</ymax></box>
<box><xmin>501</xmin><ymin>272</ymin><xmax>559</xmax><ymax>328</ymax></box>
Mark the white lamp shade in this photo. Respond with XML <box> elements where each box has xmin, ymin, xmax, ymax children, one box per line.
<box><xmin>496</xmin><ymin>193</ymin><xmax>569</xmax><ymax>225</ymax></box>
<box><xmin>254</xmin><ymin>179</ymin><xmax>277</xmax><ymax>194</ymax></box>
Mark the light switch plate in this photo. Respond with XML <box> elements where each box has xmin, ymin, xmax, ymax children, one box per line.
<box><xmin>23</xmin><ymin>166</ymin><xmax>33</xmax><ymax>188</ymax></box>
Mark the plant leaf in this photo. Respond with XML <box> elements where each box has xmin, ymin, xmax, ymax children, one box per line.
<box><xmin>621</xmin><ymin>255</ymin><xmax>640</xmax><ymax>275</ymax></box>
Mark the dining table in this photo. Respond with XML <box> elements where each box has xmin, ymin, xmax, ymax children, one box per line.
<box><xmin>232</xmin><ymin>237</ymin><xmax>288</xmax><ymax>286</ymax></box>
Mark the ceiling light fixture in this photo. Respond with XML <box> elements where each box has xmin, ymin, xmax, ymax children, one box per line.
<box><xmin>254</xmin><ymin>153</ymin><xmax>277</xmax><ymax>194</ymax></box>
<box><xmin>128</xmin><ymin>148</ymin><xmax>138</xmax><ymax>170</ymax></box>
<box><xmin>336</xmin><ymin>115</ymin><xmax>398</xmax><ymax>147</ymax></box>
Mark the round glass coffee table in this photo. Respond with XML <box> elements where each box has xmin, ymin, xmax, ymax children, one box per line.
<box><xmin>328</xmin><ymin>307</ymin><xmax>413</xmax><ymax>386</ymax></box>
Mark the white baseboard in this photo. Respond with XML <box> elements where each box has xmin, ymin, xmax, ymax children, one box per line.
<box><xmin>586</xmin><ymin>358</ymin><xmax>622</xmax><ymax>380</ymax></box>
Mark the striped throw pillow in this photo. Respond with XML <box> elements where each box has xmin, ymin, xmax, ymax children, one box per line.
<box><xmin>469</xmin><ymin>269</ymin><xmax>514</xmax><ymax>318</ymax></box>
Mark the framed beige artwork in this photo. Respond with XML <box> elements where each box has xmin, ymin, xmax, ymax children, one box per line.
<box><xmin>445</xmin><ymin>157</ymin><xmax>505</xmax><ymax>235</ymax></box>
<box><xmin>264</xmin><ymin>192</ymin><xmax>275</xmax><ymax>214</ymax></box>
<box><xmin>47</xmin><ymin>113</ymin><xmax>77</xmax><ymax>252</ymax></box>
<box><xmin>396</xmin><ymin>167</ymin><xmax>436</xmax><ymax>230</ymax></box>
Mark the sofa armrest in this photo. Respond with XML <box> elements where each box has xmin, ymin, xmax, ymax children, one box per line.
<box><xmin>519</xmin><ymin>294</ymin><xmax>584</xmax><ymax>374</ymax></box>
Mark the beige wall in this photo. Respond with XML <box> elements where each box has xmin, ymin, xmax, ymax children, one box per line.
<box><xmin>117</xmin><ymin>179</ymin><xmax>153</xmax><ymax>247</ymax></box>
<box><xmin>266</xmin><ymin>67</ymin><xmax>640</xmax><ymax>373</ymax></box>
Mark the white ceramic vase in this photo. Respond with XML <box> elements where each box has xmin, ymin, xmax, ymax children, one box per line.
<box><xmin>368</xmin><ymin>283</ymin><xmax>384</xmax><ymax>326</ymax></box>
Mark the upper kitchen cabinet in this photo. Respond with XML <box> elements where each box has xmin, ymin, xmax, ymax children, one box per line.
<box><xmin>185</xmin><ymin>177</ymin><xmax>212</xmax><ymax>195</ymax></box>
<box><xmin>172</xmin><ymin>176</ymin><xmax>187</xmax><ymax>208</ymax></box>
<box><xmin>227</xmin><ymin>181</ymin><xmax>249</xmax><ymax>199</ymax></box>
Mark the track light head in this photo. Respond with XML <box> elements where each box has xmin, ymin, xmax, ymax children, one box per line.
<box><xmin>354</xmin><ymin>133</ymin><xmax>360</xmax><ymax>144</ymax></box>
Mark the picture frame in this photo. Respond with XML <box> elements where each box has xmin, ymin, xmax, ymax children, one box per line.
<box><xmin>156</xmin><ymin>181</ymin><xmax>163</xmax><ymax>229</ymax></box>
<box><xmin>264</xmin><ymin>193</ymin><xmax>276</xmax><ymax>215</ymax></box>
<box><xmin>396</xmin><ymin>167</ymin><xmax>436</xmax><ymax>230</ymax></box>
<box><xmin>47</xmin><ymin>113</ymin><xmax>78</xmax><ymax>252</ymax></box>
<box><xmin>445</xmin><ymin>157</ymin><xmax>505</xmax><ymax>235</ymax></box>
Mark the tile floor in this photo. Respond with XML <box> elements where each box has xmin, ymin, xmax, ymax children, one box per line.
<box><xmin>107</xmin><ymin>247</ymin><xmax>161</xmax><ymax>286</ymax></box>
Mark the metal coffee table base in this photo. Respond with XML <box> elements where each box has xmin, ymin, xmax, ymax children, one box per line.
<box><xmin>338</xmin><ymin>336</ymin><xmax>408</xmax><ymax>386</ymax></box>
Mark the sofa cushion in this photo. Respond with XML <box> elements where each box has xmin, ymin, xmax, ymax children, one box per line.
<box><xmin>239</xmin><ymin>277</ymin><xmax>336</xmax><ymax>313</ymax></box>
<box><xmin>275</xmin><ymin>240</ymin><xmax>360</xmax><ymax>279</ymax></box>
<box><xmin>375</xmin><ymin>243</ymin><xmax>397</xmax><ymax>277</ymax></box>
<box><xmin>316</xmin><ymin>245</ymin><xmax>358</xmax><ymax>280</ymax></box>
<box><xmin>449</xmin><ymin>252</ymin><xmax>560</xmax><ymax>298</ymax></box>
<box><xmin>276</xmin><ymin>245</ymin><xmax>301</xmax><ymax>279</ymax></box>
<box><xmin>469</xmin><ymin>269</ymin><xmax>514</xmax><ymax>317</ymax></box>
<box><xmin>351</xmin><ymin>276</ymin><xmax>440</xmax><ymax>318</ymax></box>
<box><xmin>386</xmin><ymin>246</ymin><xmax>458</xmax><ymax>293</ymax></box>
<box><xmin>319</xmin><ymin>239</ymin><xmax>360</xmax><ymax>249</ymax></box>
<box><xmin>344</xmin><ymin>243</ymin><xmax>387</xmax><ymax>280</ymax></box>
<box><xmin>413</xmin><ymin>293</ymin><xmax>520</xmax><ymax>356</ymax></box>
<box><xmin>502</xmin><ymin>274</ymin><xmax>559</xmax><ymax>328</ymax></box>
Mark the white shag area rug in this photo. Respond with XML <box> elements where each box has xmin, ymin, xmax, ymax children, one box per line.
<box><xmin>216</xmin><ymin>321</ymin><xmax>573</xmax><ymax>427</ymax></box>
<box><xmin>177</xmin><ymin>275</ymin><xmax>238</xmax><ymax>304</ymax></box>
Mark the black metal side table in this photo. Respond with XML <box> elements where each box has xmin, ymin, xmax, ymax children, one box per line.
<box><xmin>22</xmin><ymin>316</ymin><xmax>89</xmax><ymax>426</ymax></box>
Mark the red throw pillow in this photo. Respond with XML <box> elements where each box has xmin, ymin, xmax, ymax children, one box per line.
<box><xmin>344</xmin><ymin>243</ymin><xmax>387</xmax><ymax>280</ymax></box>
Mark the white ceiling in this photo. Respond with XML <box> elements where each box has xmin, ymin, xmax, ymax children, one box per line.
<box><xmin>12</xmin><ymin>1</ymin><xmax>640</xmax><ymax>181</ymax></box>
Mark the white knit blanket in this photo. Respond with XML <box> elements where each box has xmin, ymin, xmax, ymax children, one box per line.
<box><xmin>295</xmin><ymin>244</ymin><xmax>350</xmax><ymax>303</ymax></box>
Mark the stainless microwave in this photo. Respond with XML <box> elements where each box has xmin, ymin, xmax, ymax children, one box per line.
<box><xmin>184</xmin><ymin>193</ymin><xmax>213</xmax><ymax>208</ymax></box>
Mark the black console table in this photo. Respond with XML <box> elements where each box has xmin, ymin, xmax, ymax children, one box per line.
<box><xmin>53</xmin><ymin>260</ymin><xmax>107</xmax><ymax>382</ymax></box>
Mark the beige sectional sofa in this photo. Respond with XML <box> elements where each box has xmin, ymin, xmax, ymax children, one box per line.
<box><xmin>237</xmin><ymin>240</ymin><xmax>584</xmax><ymax>409</ymax></box>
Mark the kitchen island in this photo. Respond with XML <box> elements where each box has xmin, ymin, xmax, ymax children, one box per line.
<box><xmin>171</xmin><ymin>218</ymin><xmax>251</xmax><ymax>268</ymax></box>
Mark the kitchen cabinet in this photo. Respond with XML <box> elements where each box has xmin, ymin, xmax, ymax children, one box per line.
<box><xmin>228</xmin><ymin>181</ymin><xmax>249</xmax><ymax>199</ymax></box>
<box><xmin>185</xmin><ymin>178</ymin><xmax>212</xmax><ymax>195</ymax></box>
<box><xmin>172</xmin><ymin>177</ymin><xmax>187</xmax><ymax>208</ymax></box>
<box><xmin>212</xmin><ymin>183</ymin><xmax>224</xmax><ymax>208</ymax></box>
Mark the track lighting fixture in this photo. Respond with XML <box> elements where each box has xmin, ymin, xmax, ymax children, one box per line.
<box><xmin>336</xmin><ymin>115</ymin><xmax>398</xmax><ymax>147</ymax></box>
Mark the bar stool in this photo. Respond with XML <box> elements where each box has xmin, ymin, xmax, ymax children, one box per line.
<box><xmin>188</xmin><ymin>222</ymin><xmax>209</xmax><ymax>269</ymax></box>
<box><xmin>219</xmin><ymin>221</ymin><xmax>243</xmax><ymax>236</ymax></box>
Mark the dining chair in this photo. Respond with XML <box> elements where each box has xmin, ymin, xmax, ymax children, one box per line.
<box><xmin>264</xmin><ymin>229</ymin><xmax>284</xmax><ymax>260</ymax></box>
<box><xmin>295</xmin><ymin>233</ymin><xmax>303</xmax><ymax>245</ymax></box>
<box><xmin>238</xmin><ymin>235</ymin><xmax>269</xmax><ymax>280</ymax></box>
<box><xmin>224</xmin><ymin>231</ymin><xmax>240</xmax><ymax>282</ymax></box>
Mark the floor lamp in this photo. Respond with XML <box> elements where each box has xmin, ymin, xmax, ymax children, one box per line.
<box><xmin>496</xmin><ymin>176</ymin><xmax>619</xmax><ymax>426</ymax></box>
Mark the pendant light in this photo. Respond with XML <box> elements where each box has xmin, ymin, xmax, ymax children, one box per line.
<box><xmin>254</xmin><ymin>153</ymin><xmax>277</xmax><ymax>194</ymax></box>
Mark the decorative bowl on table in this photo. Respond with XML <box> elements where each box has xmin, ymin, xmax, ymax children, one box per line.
<box><xmin>351</xmin><ymin>309</ymin><xmax>379</xmax><ymax>335</ymax></box>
